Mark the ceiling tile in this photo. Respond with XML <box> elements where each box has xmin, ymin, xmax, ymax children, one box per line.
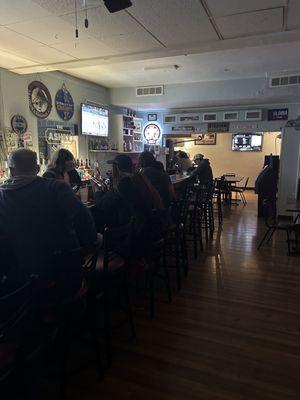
<box><xmin>61</xmin><ymin>5</ymin><xmax>146</xmax><ymax>39</ymax></box>
<box><xmin>206</xmin><ymin>0</ymin><xmax>286</xmax><ymax>18</ymax></box>
<box><xmin>0</xmin><ymin>27</ymin><xmax>42</xmax><ymax>50</ymax></box>
<box><xmin>0</xmin><ymin>49</ymin><xmax>38</xmax><ymax>69</ymax></box>
<box><xmin>216</xmin><ymin>8</ymin><xmax>284</xmax><ymax>39</ymax></box>
<box><xmin>32</xmin><ymin>0</ymin><xmax>100</xmax><ymax>15</ymax></box>
<box><xmin>7</xmin><ymin>15</ymin><xmax>90</xmax><ymax>46</ymax></box>
<box><xmin>0</xmin><ymin>0</ymin><xmax>51</xmax><ymax>25</ymax></box>
<box><xmin>12</xmin><ymin>46</ymin><xmax>76</xmax><ymax>63</ymax></box>
<box><xmin>52</xmin><ymin>38</ymin><xmax>118</xmax><ymax>59</ymax></box>
<box><xmin>287</xmin><ymin>0</ymin><xmax>300</xmax><ymax>30</ymax></box>
<box><xmin>101</xmin><ymin>31</ymin><xmax>163</xmax><ymax>53</ymax></box>
<box><xmin>129</xmin><ymin>0</ymin><xmax>218</xmax><ymax>46</ymax></box>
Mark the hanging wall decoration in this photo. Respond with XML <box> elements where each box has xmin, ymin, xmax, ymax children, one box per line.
<box><xmin>55</xmin><ymin>84</ymin><xmax>74</xmax><ymax>121</ymax></box>
<box><xmin>11</xmin><ymin>114</ymin><xmax>27</xmax><ymax>135</ymax></box>
<box><xmin>143</xmin><ymin>123</ymin><xmax>161</xmax><ymax>145</ymax></box>
<box><xmin>28</xmin><ymin>81</ymin><xmax>52</xmax><ymax>119</ymax></box>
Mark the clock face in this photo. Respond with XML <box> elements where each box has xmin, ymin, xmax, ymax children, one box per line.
<box><xmin>143</xmin><ymin>123</ymin><xmax>161</xmax><ymax>145</ymax></box>
<box><xmin>28</xmin><ymin>81</ymin><xmax>52</xmax><ymax>119</ymax></box>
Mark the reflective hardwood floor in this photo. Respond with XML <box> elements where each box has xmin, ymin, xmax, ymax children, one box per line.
<box><xmin>48</xmin><ymin>191</ymin><xmax>300</xmax><ymax>399</ymax></box>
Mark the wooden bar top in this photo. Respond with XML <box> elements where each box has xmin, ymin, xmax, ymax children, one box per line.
<box><xmin>169</xmin><ymin>174</ymin><xmax>191</xmax><ymax>185</ymax></box>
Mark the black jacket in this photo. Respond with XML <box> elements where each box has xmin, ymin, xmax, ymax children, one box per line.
<box><xmin>190</xmin><ymin>159</ymin><xmax>213</xmax><ymax>184</ymax></box>
<box><xmin>0</xmin><ymin>176</ymin><xmax>96</xmax><ymax>290</ymax></box>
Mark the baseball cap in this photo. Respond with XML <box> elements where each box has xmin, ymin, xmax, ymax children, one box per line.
<box><xmin>193</xmin><ymin>153</ymin><xmax>204</xmax><ymax>161</ymax></box>
<box><xmin>107</xmin><ymin>154</ymin><xmax>133</xmax><ymax>173</ymax></box>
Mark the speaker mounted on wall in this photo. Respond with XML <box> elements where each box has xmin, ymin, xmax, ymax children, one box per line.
<box><xmin>103</xmin><ymin>0</ymin><xmax>132</xmax><ymax>13</ymax></box>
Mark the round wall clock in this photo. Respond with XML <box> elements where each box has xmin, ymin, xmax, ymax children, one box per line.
<box><xmin>28</xmin><ymin>80</ymin><xmax>52</xmax><ymax>119</ymax></box>
<box><xmin>11</xmin><ymin>114</ymin><xmax>27</xmax><ymax>135</ymax></box>
<box><xmin>55</xmin><ymin>84</ymin><xmax>74</xmax><ymax>121</ymax></box>
<box><xmin>143</xmin><ymin>123</ymin><xmax>161</xmax><ymax>145</ymax></box>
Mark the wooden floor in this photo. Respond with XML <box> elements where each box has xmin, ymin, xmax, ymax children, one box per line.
<box><xmin>50</xmin><ymin>192</ymin><xmax>300</xmax><ymax>399</ymax></box>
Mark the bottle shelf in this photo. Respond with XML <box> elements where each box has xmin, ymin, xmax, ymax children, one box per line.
<box><xmin>89</xmin><ymin>149</ymin><xmax>119</xmax><ymax>153</ymax></box>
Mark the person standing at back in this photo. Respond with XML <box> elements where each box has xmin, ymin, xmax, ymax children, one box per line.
<box><xmin>138</xmin><ymin>151</ymin><xmax>175</xmax><ymax>207</ymax></box>
<box><xmin>0</xmin><ymin>149</ymin><xmax>97</xmax><ymax>293</ymax></box>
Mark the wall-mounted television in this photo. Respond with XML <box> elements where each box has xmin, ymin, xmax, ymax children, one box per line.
<box><xmin>81</xmin><ymin>103</ymin><xmax>109</xmax><ymax>137</ymax></box>
<box><xmin>232</xmin><ymin>133</ymin><xmax>263</xmax><ymax>152</ymax></box>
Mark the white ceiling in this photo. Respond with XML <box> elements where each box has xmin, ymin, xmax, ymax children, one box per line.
<box><xmin>0</xmin><ymin>0</ymin><xmax>299</xmax><ymax>89</ymax></box>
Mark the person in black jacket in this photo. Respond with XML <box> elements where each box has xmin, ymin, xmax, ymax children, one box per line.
<box><xmin>0</xmin><ymin>149</ymin><xmax>98</xmax><ymax>293</ymax></box>
<box><xmin>138</xmin><ymin>151</ymin><xmax>175</xmax><ymax>207</ymax></box>
<box><xmin>43</xmin><ymin>148</ymin><xmax>81</xmax><ymax>189</ymax></box>
<box><xmin>190</xmin><ymin>153</ymin><xmax>213</xmax><ymax>184</ymax></box>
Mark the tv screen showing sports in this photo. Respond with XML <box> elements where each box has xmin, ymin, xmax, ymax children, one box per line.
<box><xmin>81</xmin><ymin>103</ymin><xmax>108</xmax><ymax>137</ymax></box>
<box><xmin>232</xmin><ymin>133</ymin><xmax>263</xmax><ymax>152</ymax></box>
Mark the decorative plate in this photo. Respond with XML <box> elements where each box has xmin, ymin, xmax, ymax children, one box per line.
<box><xmin>55</xmin><ymin>84</ymin><xmax>74</xmax><ymax>121</ymax></box>
<box><xmin>28</xmin><ymin>80</ymin><xmax>52</xmax><ymax>119</ymax></box>
<box><xmin>11</xmin><ymin>114</ymin><xmax>27</xmax><ymax>135</ymax></box>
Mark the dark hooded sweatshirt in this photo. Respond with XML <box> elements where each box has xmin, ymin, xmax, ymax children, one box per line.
<box><xmin>190</xmin><ymin>159</ymin><xmax>213</xmax><ymax>184</ymax></box>
<box><xmin>0</xmin><ymin>176</ymin><xmax>96</xmax><ymax>292</ymax></box>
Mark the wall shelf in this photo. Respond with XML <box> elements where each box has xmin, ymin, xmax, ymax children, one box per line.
<box><xmin>89</xmin><ymin>149</ymin><xmax>119</xmax><ymax>153</ymax></box>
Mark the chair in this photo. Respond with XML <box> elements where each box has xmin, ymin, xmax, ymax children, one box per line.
<box><xmin>0</xmin><ymin>276</ymin><xmax>40</xmax><ymax>399</ymax></box>
<box><xmin>213</xmin><ymin>178</ymin><xmax>223</xmax><ymax>225</ymax></box>
<box><xmin>85</xmin><ymin>223</ymin><xmax>136</xmax><ymax>368</ymax></box>
<box><xmin>165</xmin><ymin>193</ymin><xmax>191</xmax><ymax>291</ymax></box>
<box><xmin>257</xmin><ymin>199</ymin><xmax>299</xmax><ymax>255</ymax></box>
<box><xmin>38</xmin><ymin>246</ymin><xmax>103</xmax><ymax>400</ymax></box>
<box><xmin>231</xmin><ymin>177</ymin><xmax>249</xmax><ymax>205</ymax></box>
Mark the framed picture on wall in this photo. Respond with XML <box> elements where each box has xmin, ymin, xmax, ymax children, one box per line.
<box><xmin>148</xmin><ymin>113</ymin><xmax>157</xmax><ymax>121</ymax></box>
<box><xmin>193</xmin><ymin>132</ymin><xmax>216</xmax><ymax>145</ymax></box>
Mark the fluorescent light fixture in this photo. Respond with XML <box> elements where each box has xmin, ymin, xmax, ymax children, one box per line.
<box><xmin>144</xmin><ymin>64</ymin><xmax>181</xmax><ymax>72</ymax></box>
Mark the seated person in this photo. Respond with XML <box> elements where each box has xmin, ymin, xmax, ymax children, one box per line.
<box><xmin>138</xmin><ymin>151</ymin><xmax>175</xmax><ymax>207</ymax></box>
<box><xmin>190</xmin><ymin>153</ymin><xmax>213</xmax><ymax>184</ymax></box>
<box><xmin>43</xmin><ymin>148</ymin><xmax>81</xmax><ymax>190</ymax></box>
<box><xmin>93</xmin><ymin>154</ymin><xmax>134</xmax><ymax>231</ymax></box>
<box><xmin>176</xmin><ymin>150</ymin><xmax>193</xmax><ymax>173</ymax></box>
<box><xmin>0</xmin><ymin>149</ymin><xmax>98</xmax><ymax>294</ymax></box>
<box><xmin>94</xmin><ymin>154</ymin><xmax>164</xmax><ymax>257</ymax></box>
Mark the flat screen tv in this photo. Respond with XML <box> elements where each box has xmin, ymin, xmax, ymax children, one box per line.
<box><xmin>232</xmin><ymin>133</ymin><xmax>263</xmax><ymax>152</ymax></box>
<box><xmin>81</xmin><ymin>103</ymin><xmax>109</xmax><ymax>137</ymax></box>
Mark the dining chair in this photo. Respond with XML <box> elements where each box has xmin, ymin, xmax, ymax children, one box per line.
<box><xmin>0</xmin><ymin>276</ymin><xmax>40</xmax><ymax>400</ymax></box>
<box><xmin>257</xmin><ymin>199</ymin><xmax>300</xmax><ymax>255</ymax></box>
<box><xmin>231</xmin><ymin>177</ymin><xmax>249</xmax><ymax>205</ymax></box>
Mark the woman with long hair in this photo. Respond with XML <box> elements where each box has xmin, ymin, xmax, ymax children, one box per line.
<box><xmin>43</xmin><ymin>148</ymin><xmax>81</xmax><ymax>188</ymax></box>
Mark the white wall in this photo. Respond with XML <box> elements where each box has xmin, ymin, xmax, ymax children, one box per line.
<box><xmin>111</xmin><ymin>77</ymin><xmax>300</xmax><ymax>110</ymax></box>
<box><xmin>179</xmin><ymin>132</ymin><xmax>281</xmax><ymax>187</ymax></box>
<box><xmin>0</xmin><ymin>68</ymin><xmax>110</xmax><ymax>160</ymax></box>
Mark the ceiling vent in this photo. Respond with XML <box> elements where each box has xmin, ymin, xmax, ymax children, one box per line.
<box><xmin>270</xmin><ymin>75</ymin><xmax>300</xmax><ymax>88</ymax></box>
<box><xmin>136</xmin><ymin>85</ymin><xmax>164</xmax><ymax>97</ymax></box>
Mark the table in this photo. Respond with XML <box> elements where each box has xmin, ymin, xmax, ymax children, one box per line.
<box><xmin>217</xmin><ymin>176</ymin><xmax>244</xmax><ymax>204</ymax></box>
<box><xmin>219</xmin><ymin>176</ymin><xmax>244</xmax><ymax>184</ymax></box>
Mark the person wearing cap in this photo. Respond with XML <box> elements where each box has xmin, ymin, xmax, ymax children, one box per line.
<box><xmin>190</xmin><ymin>153</ymin><xmax>213</xmax><ymax>184</ymax></box>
